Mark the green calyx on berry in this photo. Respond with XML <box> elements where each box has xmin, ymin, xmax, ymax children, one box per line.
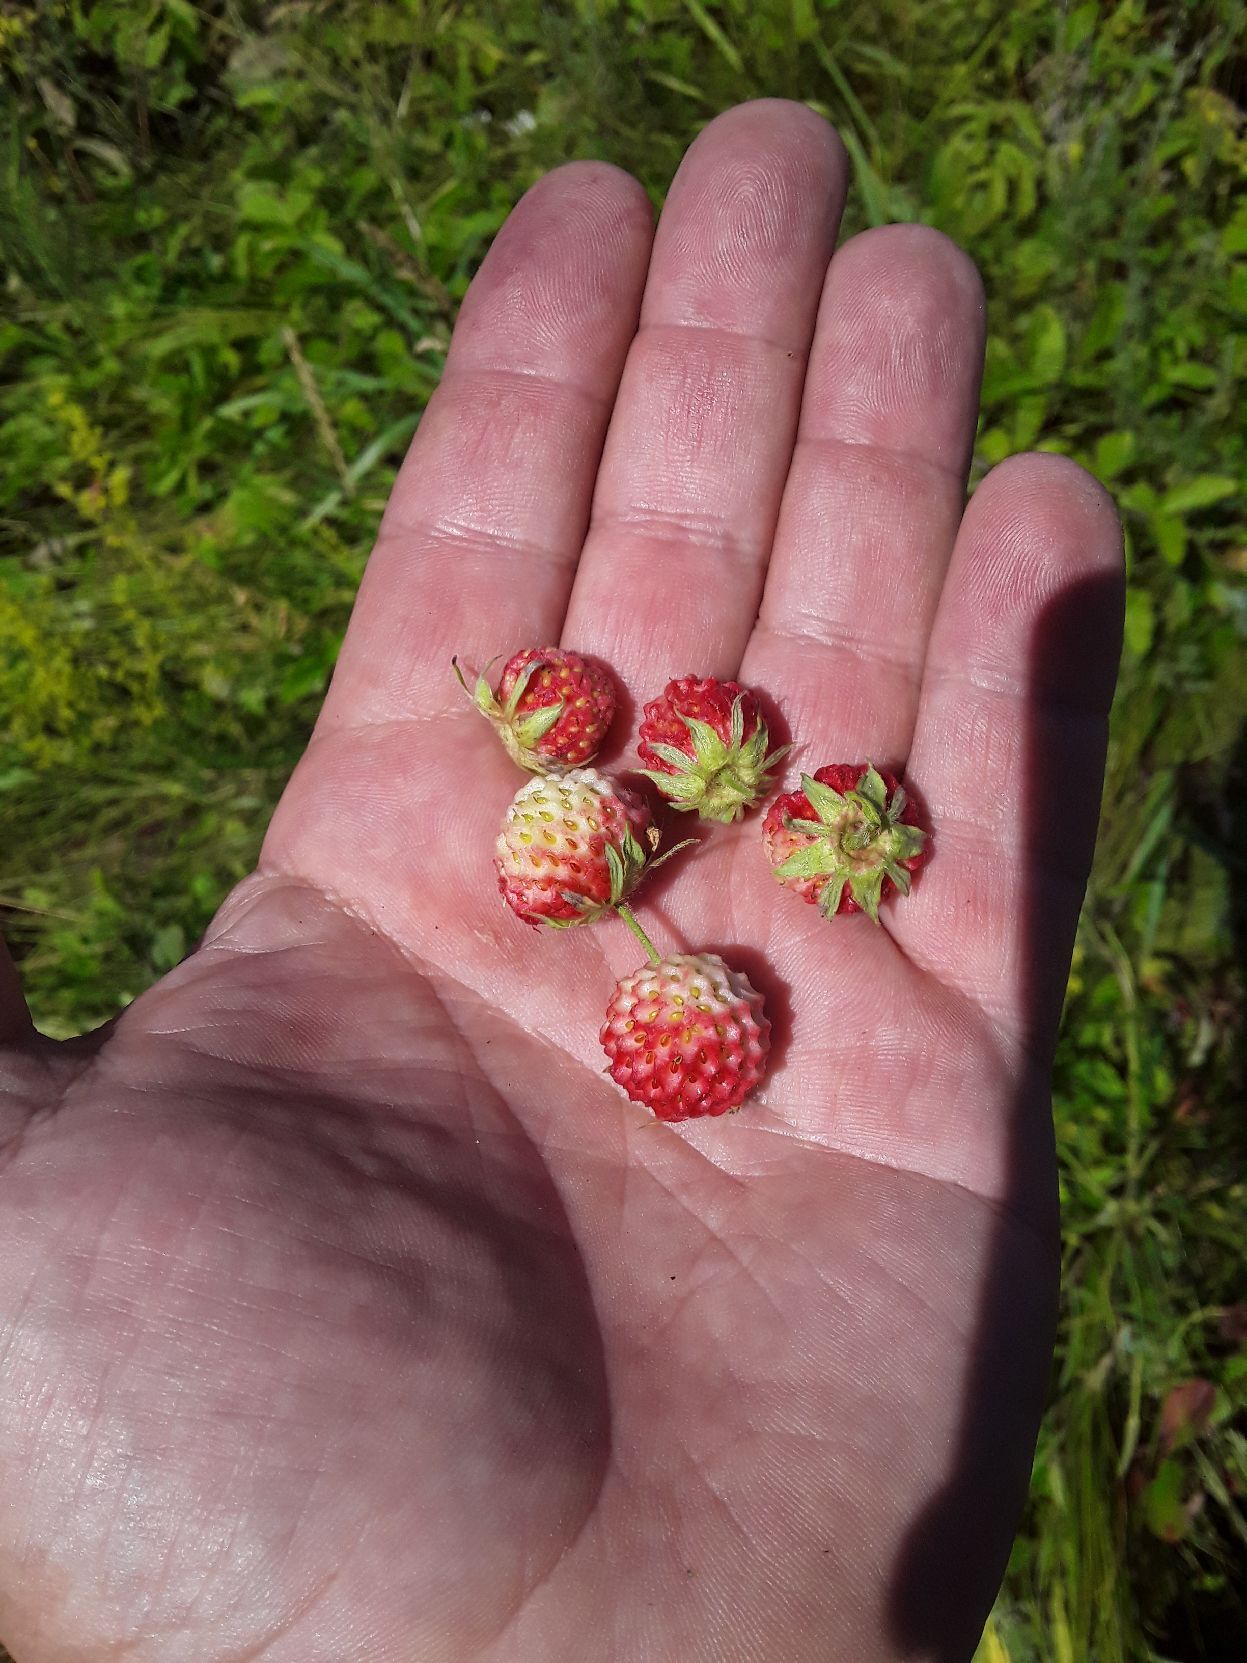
<box><xmin>638</xmin><ymin>693</ymin><xmax>790</xmax><ymax>824</ymax></box>
<box><xmin>772</xmin><ymin>764</ymin><xmax>927</xmax><ymax>923</ymax></box>
<box><xmin>453</xmin><ymin>654</ymin><xmax>567</xmax><ymax>773</ymax></box>
<box><xmin>544</xmin><ymin>830</ymin><xmax>696</xmax><ymax>928</ymax></box>
<box><xmin>547</xmin><ymin>825</ymin><xmax>656</xmax><ymax>928</ymax></box>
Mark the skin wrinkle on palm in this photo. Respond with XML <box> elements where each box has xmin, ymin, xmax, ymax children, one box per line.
<box><xmin>0</xmin><ymin>101</ymin><xmax>1123</xmax><ymax>1663</ymax></box>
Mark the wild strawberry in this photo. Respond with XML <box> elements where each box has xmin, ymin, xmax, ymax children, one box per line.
<box><xmin>636</xmin><ymin>675</ymin><xmax>788</xmax><ymax>823</ymax></box>
<box><xmin>495</xmin><ymin>768</ymin><xmax>653</xmax><ymax>928</ymax></box>
<box><xmin>763</xmin><ymin>763</ymin><xmax>927</xmax><ymax>922</ymax></box>
<box><xmin>456</xmin><ymin>647</ymin><xmax>615</xmax><ymax>773</ymax></box>
<box><xmin>600</xmin><ymin>951</ymin><xmax>770</xmax><ymax>1121</ymax></box>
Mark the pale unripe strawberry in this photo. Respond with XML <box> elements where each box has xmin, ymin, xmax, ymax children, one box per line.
<box><xmin>637</xmin><ymin>675</ymin><xmax>788</xmax><ymax>823</ymax></box>
<box><xmin>495</xmin><ymin>769</ymin><xmax>652</xmax><ymax>928</ymax></box>
<box><xmin>600</xmin><ymin>953</ymin><xmax>770</xmax><ymax>1121</ymax></box>
<box><xmin>457</xmin><ymin>647</ymin><xmax>615</xmax><ymax>773</ymax></box>
<box><xmin>763</xmin><ymin>764</ymin><xmax>927</xmax><ymax>922</ymax></box>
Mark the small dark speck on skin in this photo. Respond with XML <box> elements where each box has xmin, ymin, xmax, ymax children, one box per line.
<box><xmin>670</xmin><ymin>1275</ymin><xmax>676</xmax><ymax>1280</ymax></box>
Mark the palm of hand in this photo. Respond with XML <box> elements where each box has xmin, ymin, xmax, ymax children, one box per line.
<box><xmin>0</xmin><ymin>104</ymin><xmax>1121</xmax><ymax>1663</ymax></box>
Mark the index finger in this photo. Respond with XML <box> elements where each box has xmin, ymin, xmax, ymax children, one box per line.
<box><xmin>315</xmin><ymin>162</ymin><xmax>654</xmax><ymax>736</ymax></box>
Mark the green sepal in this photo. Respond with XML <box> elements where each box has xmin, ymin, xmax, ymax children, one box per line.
<box><xmin>728</xmin><ymin>692</ymin><xmax>746</xmax><ymax>751</ymax></box>
<box><xmin>646</xmin><ymin>698</ymin><xmax>788</xmax><ymax>822</ymax></box>
<box><xmin>646</xmin><ymin>836</ymin><xmax>698</xmax><ymax>874</ymax></box>
<box><xmin>512</xmin><ymin>701</ymin><xmax>564</xmax><ymax>747</ymax></box>
<box><xmin>636</xmin><ymin>768</ymin><xmax>706</xmax><ymax>802</ymax></box>
<box><xmin>817</xmin><ymin>873</ymin><xmax>848</xmax><ymax>919</ymax></box>
<box><xmin>773</xmin><ymin>844</ymin><xmax>841</xmax><ymax>881</ymax></box>
<box><xmin>453</xmin><ymin>655</ymin><xmax>501</xmax><ymax>721</ymax></box>
<box><xmin>800</xmin><ymin>773</ymin><xmax>848</xmax><ymax>822</ymax></box>
<box><xmin>498</xmin><ymin>655</ymin><xmax>542</xmax><ymax>719</ymax></box>
<box><xmin>853</xmin><ymin>764</ymin><xmax>890</xmax><ymax>818</ymax></box>
<box><xmin>776</xmin><ymin>764</ymin><xmax>926</xmax><ymax>923</ymax></box>
<box><xmin>888</xmin><ymin>823</ymin><xmax>927</xmax><ymax>861</ymax></box>
<box><xmin>545</xmin><ymin>898</ymin><xmax>596</xmax><ymax>928</ymax></box>
<box><xmin>646</xmin><ymin>742</ymin><xmax>702</xmax><ymax>774</ymax></box>
<box><xmin>605</xmin><ymin>840</ymin><xmax>627</xmax><ymax>903</ymax></box>
<box><xmin>848</xmin><ymin>865</ymin><xmax>886</xmax><ymax>924</ymax></box>
<box><xmin>606</xmin><ymin>828</ymin><xmax>652</xmax><ymax>906</ymax></box>
<box><xmin>681</xmin><ymin>714</ymin><xmax>730</xmax><ymax>769</ymax></box>
<box><xmin>882</xmin><ymin>860</ymin><xmax>913</xmax><ymax>897</ymax></box>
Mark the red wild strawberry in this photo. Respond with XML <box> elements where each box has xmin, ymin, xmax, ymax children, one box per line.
<box><xmin>456</xmin><ymin>647</ymin><xmax>615</xmax><ymax>773</ymax></box>
<box><xmin>601</xmin><ymin>951</ymin><xmax>770</xmax><ymax>1121</ymax></box>
<box><xmin>763</xmin><ymin>763</ymin><xmax>928</xmax><ymax>922</ymax></box>
<box><xmin>495</xmin><ymin>768</ymin><xmax>653</xmax><ymax>928</ymax></box>
<box><xmin>637</xmin><ymin>675</ymin><xmax>788</xmax><ymax>823</ymax></box>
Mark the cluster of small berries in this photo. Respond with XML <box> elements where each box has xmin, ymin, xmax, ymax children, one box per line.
<box><xmin>456</xmin><ymin>648</ymin><xmax>928</xmax><ymax>1123</ymax></box>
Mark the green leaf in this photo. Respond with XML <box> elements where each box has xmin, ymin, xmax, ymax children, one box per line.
<box><xmin>1159</xmin><ymin>475</ymin><xmax>1239</xmax><ymax>515</ymax></box>
<box><xmin>1165</xmin><ymin>362</ymin><xmax>1218</xmax><ymax>390</ymax></box>
<box><xmin>682</xmin><ymin>0</ymin><xmax>743</xmax><ymax>72</ymax></box>
<box><xmin>149</xmin><ymin>922</ymin><xmax>185</xmax><ymax>971</ymax></box>
<box><xmin>1123</xmin><ymin>590</ymin><xmax>1155</xmax><ymax>657</ymax></box>
<box><xmin>1093</xmin><ymin>431</ymin><xmax>1136</xmax><ymax>480</ymax></box>
<box><xmin>237</xmin><ymin>180</ymin><xmax>313</xmax><ymax>228</ymax></box>
<box><xmin>1150</xmin><ymin>515</ymin><xmax>1187</xmax><ymax>567</ymax></box>
<box><xmin>1065</xmin><ymin>1</ymin><xmax>1098</xmax><ymax>48</ymax></box>
<box><xmin>1143</xmin><ymin>1459</ymin><xmax>1188</xmax><ymax>1544</ymax></box>
<box><xmin>1027</xmin><ymin>304</ymin><xmax>1067</xmax><ymax>385</ymax></box>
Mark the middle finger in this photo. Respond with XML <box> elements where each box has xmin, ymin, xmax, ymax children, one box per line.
<box><xmin>560</xmin><ymin>100</ymin><xmax>847</xmax><ymax>717</ymax></box>
<box><xmin>740</xmin><ymin>223</ymin><xmax>986</xmax><ymax>767</ymax></box>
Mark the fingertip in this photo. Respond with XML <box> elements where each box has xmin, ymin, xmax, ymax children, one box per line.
<box><xmin>975</xmin><ymin>451</ymin><xmax>1124</xmax><ymax>573</ymax></box>
<box><xmin>447</xmin><ymin>158</ymin><xmax>654</xmax><ymax>381</ymax></box>
<box><xmin>524</xmin><ymin>157</ymin><xmax>655</xmax><ymax>231</ymax></box>
<box><xmin>964</xmin><ymin>454</ymin><xmax>1126</xmax><ymax>709</ymax></box>
<box><xmin>802</xmin><ymin>222</ymin><xmax>985</xmax><ymax>466</ymax></box>
<box><xmin>691</xmin><ymin>96</ymin><xmax>849</xmax><ymax>171</ymax></box>
<box><xmin>838</xmin><ymin>222</ymin><xmax>985</xmax><ymax>313</ymax></box>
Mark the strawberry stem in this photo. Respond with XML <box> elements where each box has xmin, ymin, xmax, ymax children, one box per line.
<box><xmin>617</xmin><ymin>904</ymin><xmax>661</xmax><ymax>966</ymax></box>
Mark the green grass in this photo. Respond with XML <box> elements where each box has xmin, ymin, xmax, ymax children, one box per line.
<box><xmin>2</xmin><ymin>2</ymin><xmax>1245</xmax><ymax>1658</ymax></box>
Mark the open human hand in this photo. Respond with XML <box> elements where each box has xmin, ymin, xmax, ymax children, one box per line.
<box><xmin>0</xmin><ymin>101</ymin><xmax>1123</xmax><ymax>1662</ymax></box>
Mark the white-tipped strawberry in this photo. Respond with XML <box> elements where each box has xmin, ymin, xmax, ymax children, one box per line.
<box><xmin>494</xmin><ymin>768</ymin><xmax>655</xmax><ymax>928</ymax></box>
<box><xmin>601</xmin><ymin>949</ymin><xmax>770</xmax><ymax>1121</ymax></box>
<box><xmin>456</xmin><ymin>647</ymin><xmax>615</xmax><ymax>774</ymax></box>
